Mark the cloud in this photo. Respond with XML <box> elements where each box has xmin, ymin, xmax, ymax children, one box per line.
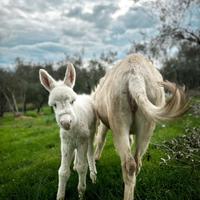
<box><xmin>182</xmin><ymin>4</ymin><xmax>200</xmax><ymax>31</ymax></box>
<box><xmin>65</xmin><ymin>3</ymin><xmax>118</xmax><ymax>29</ymax></box>
<box><xmin>118</xmin><ymin>6</ymin><xmax>158</xmax><ymax>29</ymax></box>
<box><xmin>0</xmin><ymin>0</ymin><xmax>199</xmax><ymax>69</ymax></box>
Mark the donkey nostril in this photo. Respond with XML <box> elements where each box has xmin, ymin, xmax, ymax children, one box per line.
<box><xmin>60</xmin><ymin>120</ymin><xmax>71</xmax><ymax>130</ymax></box>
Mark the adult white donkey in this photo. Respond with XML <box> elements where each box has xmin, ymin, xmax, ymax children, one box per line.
<box><xmin>39</xmin><ymin>64</ymin><xmax>97</xmax><ymax>200</ymax></box>
<box><xmin>93</xmin><ymin>54</ymin><xmax>188</xmax><ymax>200</ymax></box>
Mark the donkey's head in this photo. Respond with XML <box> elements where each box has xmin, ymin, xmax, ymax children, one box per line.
<box><xmin>39</xmin><ymin>64</ymin><xmax>77</xmax><ymax>131</ymax></box>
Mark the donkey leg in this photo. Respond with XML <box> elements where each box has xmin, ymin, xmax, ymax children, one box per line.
<box><xmin>134</xmin><ymin>110</ymin><xmax>156</xmax><ymax>175</ymax></box>
<box><xmin>94</xmin><ymin>121</ymin><xmax>108</xmax><ymax>160</ymax></box>
<box><xmin>77</xmin><ymin>141</ymin><xmax>88</xmax><ymax>200</ymax></box>
<box><xmin>129</xmin><ymin>134</ymin><xmax>134</xmax><ymax>147</ymax></box>
<box><xmin>87</xmin><ymin>135</ymin><xmax>97</xmax><ymax>183</ymax></box>
<box><xmin>112</xmin><ymin>128</ymin><xmax>136</xmax><ymax>200</ymax></box>
<box><xmin>57</xmin><ymin>140</ymin><xmax>74</xmax><ymax>200</ymax></box>
<box><xmin>73</xmin><ymin>149</ymin><xmax>78</xmax><ymax>171</ymax></box>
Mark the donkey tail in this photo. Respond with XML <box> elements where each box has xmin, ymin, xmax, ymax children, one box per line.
<box><xmin>128</xmin><ymin>76</ymin><xmax>189</xmax><ymax>123</ymax></box>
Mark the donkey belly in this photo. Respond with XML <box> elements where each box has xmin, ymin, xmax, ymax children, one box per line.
<box><xmin>96</xmin><ymin>103</ymin><xmax>110</xmax><ymax>128</ymax></box>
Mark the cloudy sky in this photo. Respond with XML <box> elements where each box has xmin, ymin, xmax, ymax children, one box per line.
<box><xmin>0</xmin><ymin>0</ymin><xmax>199</xmax><ymax>69</ymax></box>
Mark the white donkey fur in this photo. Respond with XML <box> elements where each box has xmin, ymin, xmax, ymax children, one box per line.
<box><xmin>39</xmin><ymin>64</ymin><xmax>97</xmax><ymax>200</ymax></box>
<box><xmin>93</xmin><ymin>54</ymin><xmax>188</xmax><ymax>200</ymax></box>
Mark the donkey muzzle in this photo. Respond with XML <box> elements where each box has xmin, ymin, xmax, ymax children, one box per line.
<box><xmin>60</xmin><ymin>115</ymin><xmax>72</xmax><ymax>130</ymax></box>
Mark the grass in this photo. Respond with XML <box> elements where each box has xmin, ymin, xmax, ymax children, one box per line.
<box><xmin>0</xmin><ymin>101</ymin><xmax>199</xmax><ymax>200</ymax></box>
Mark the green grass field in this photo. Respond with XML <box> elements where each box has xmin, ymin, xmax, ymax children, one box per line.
<box><xmin>0</xmin><ymin>99</ymin><xmax>199</xmax><ymax>200</ymax></box>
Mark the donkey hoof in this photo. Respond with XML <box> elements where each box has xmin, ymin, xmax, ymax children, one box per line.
<box><xmin>57</xmin><ymin>197</ymin><xmax>65</xmax><ymax>200</ymax></box>
<box><xmin>90</xmin><ymin>171</ymin><xmax>97</xmax><ymax>184</ymax></box>
<box><xmin>78</xmin><ymin>192</ymin><xmax>85</xmax><ymax>200</ymax></box>
<box><xmin>57</xmin><ymin>193</ymin><xmax>65</xmax><ymax>200</ymax></box>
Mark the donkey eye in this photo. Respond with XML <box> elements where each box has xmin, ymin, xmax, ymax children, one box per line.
<box><xmin>53</xmin><ymin>103</ymin><xmax>57</xmax><ymax>108</ymax></box>
<box><xmin>70</xmin><ymin>99</ymin><xmax>75</xmax><ymax>104</ymax></box>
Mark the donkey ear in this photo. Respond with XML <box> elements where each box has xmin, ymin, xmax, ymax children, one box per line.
<box><xmin>39</xmin><ymin>69</ymin><xmax>56</xmax><ymax>92</ymax></box>
<box><xmin>63</xmin><ymin>63</ymin><xmax>76</xmax><ymax>88</ymax></box>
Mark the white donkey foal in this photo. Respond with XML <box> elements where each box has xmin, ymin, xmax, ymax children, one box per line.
<box><xmin>39</xmin><ymin>64</ymin><xmax>97</xmax><ymax>200</ymax></box>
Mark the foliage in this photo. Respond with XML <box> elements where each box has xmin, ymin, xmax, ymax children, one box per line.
<box><xmin>191</xmin><ymin>102</ymin><xmax>200</xmax><ymax>116</ymax></box>
<box><xmin>0</xmin><ymin>53</ymin><xmax>110</xmax><ymax>116</ymax></box>
<box><xmin>159</xmin><ymin>127</ymin><xmax>200</xmax><ymax>167</ymax></box>
<box><xmin>151</xmin><ymin>0</ymin><xmax>200</xmax><ymax>50</ymax></box>
<box><xmin>130</xmin><ymin>0</ymin><xmax>200</xmax><ymax>62</ymax></box>
<box><xmin>161</xmin><ymin>42</ymin><xmax>200</xmax><ymax>88</ymax></box>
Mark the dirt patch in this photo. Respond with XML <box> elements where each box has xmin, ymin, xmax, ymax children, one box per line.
<box><xmin>15</xmin><ymin>115</ymin><xmax>34</xmax><ymax>120</ymax></box>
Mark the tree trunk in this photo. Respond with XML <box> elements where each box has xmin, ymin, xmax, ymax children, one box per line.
<box><xmin>37</xmin><ymin>99</ymin><xmax>44</xmax><ymax>113</ymax></box>
<box><xmin>1</xmin><ymin>90</ymin><xmax>15</xmax><ymax>114</ymax></box>
<box><xmin>11</xmin><ymin>92</ymin><xmax>19</xmax><ymax>113</ymax></box>
<box><xmin>0</xmin><ymin>110</ymin><xmax>4</xmax><ymax>117</ymax></box>
<box><xmin>22</xmin><ymin>93</ymin><xmax>27</xmax><ymax>113</ymax></box>
<box><xmin>0</xmin><ymin>92</ymin><xmax>6</xmax><ymax>117</ymax></box>
<box><xmin>6</xmin><ymin>88</ymin><xmax>19</xmax><ymax>115</ymax></box>
<box><xmin>37</xmin><ymin>106</ymin><xmax>41</xmax><ymax>113</ymax></box>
